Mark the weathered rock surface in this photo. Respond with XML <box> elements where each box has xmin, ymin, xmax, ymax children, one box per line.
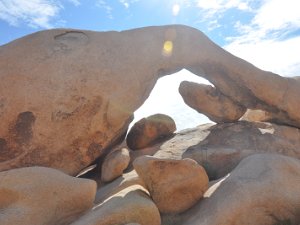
<box><xmin>176</xmin><ymin>154</ymin><xmax>300</xmax><ymax>225</ymax></box>
<box><xmin>127</xmin><ymin>114</ymin><xmax>176</xmax><ymax>150</ymax></box>
<box><xmin>183</xmin><ymin>121</ymin><xmax>300</xmax><ymax>179</ymax></box>
<box><xmin>1</xmin><ymin>25</ymin><xmax>300</xmax><ymax>174</ymax></box>
<box><xmin>101</xmin><ymin>147</ymin><xmax>130</xmax><ymax>182</ymax></box>
<box><xmin>0</xmin><ymin>166</ymin><xmax>96</xmax><ymax>225</ymax></box>
<box><xmin>71</xmin><ymin>185</ymin><xmax>161</xmax><ymax>225</ymax></box>
<box><xmin>179</xmin><ymin>81</ymin><xmax>246</xmax><ymax>123</ymax></box>
<box><xmin>133</xmin><ymin>156</ymin><xmax>209</xmax><ymax>214</ymax></box>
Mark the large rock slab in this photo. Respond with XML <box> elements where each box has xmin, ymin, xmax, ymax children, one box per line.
<box><xmin>0</xmin><ymin>166</ymin><xmax>96</xmax><ymax>225</ymax></box>
<box><xmin>177</xmin><ymin>154</ymin><xmax>300</xmax><ymax>225</ymax></box>
<box><xmin>183</xmin><ymin>121</ymin><xmax>300</xmax><ymax>179</ymax></box>
<box><xmin>127</xmin><ymin>114</ymin><xmax>176</xmax><ymax>150</ymax></box>
<box><xmin>71</xmin><ymin>185</ymin><xmax>161</xmax><ymax>225</ymax></box>
<box><xmin>179</xmin><ymin>81</ymin><xmax>246</xmax><ymax>123</ymax></box>
<box><xmin>133</xmin><ymin>156</ymin><xmax>208</xmax><ymax>214</ymax></box>
<box><xmin>1</xmin><ymin>25</ymin><xmax>300</xmax><ymax>174</ymax></box>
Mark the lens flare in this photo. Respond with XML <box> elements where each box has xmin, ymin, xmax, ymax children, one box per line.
<box><xmin>163</xmin><ymin>40</ymin><xmax>173</xmax><ymax>56</ymax></box>
<box><xmin>172</xmin><ymin>4</ymin><xmax>180</xmax><ymax>16</ymax></box>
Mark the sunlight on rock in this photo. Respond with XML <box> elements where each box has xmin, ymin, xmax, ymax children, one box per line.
<box><xmin>131</xmin><ymin>69</ymin><xmax>213</xmax><ymax>132</ymax></box>
<box><xmin>204</xmin><ymin>174</ymin><xmax>230</xmax><ymax>198</ymax></box>
<box><xmin>162</xmin><ymin>40</ymin><xmax>173</xmax><ymax>56</ymax></box>
<box><xmin>172</xmin><ymin>3</ymin><xmax>180</xmax><ymax>16</ymax></box>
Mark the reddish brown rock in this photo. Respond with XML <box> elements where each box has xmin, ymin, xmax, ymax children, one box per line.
<box><xmin>133</xmin><ymin>156</ymin><xmax>208</xmax><ymax>214</ymax></box>
<box><xmin>179</xmin><ymin>81</ymin><xmax>246</xmax><ymax>123</ymax></box>
<box><xmin>0</xmin><ymin>167</ymin><xmax>96</xmax><ymax>225</ymax></box>
<box><xmin>101</xmin><ymin>148</ymin><xmax>130</xmax><ymax>183</ymax></box>
<box><xmin>127</xmin><ymin>114</ymin><xmax>176</xmax><ymax>150</ymax></box>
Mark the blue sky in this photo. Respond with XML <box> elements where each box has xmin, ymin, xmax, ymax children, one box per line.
<box><xmin>1</xmin><ymin>0</ymin><xmax>300</xmax><ymax>130</ymax></box>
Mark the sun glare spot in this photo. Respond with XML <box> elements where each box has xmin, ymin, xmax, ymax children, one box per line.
<box><xmin>172</xmin><ymin>4</ymin><xmax>180</xmax><ymax>16</ymax></box>
<box><xmin>163</xmin><ymin>40</ymin><xmax>173</xmax><ymax>56</ymax></box>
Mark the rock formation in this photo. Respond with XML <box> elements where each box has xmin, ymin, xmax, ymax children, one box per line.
<box><xmin>2</xmin><ymin>25</ymin><xmax>300</xmax><ymax>174</ymax></box>
<box><xmin>150</xmin><ymin>121</ymin><xmax>300</xmax><ymax>179</ymax></box>
<box><xmin>127</xmin><ymin>114</ymin><xmax>176</xmax><ymax>150</ymax></box>
<box><xmin>1</xmin><ymin>24</ymin><xmax>300</xmax><ymax>225</ymax></box>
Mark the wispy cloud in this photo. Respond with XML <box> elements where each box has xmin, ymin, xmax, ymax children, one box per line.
<box><xmin>67</xmin><ymin>0</ymin><xmax>80</xmax><ymax>7</ymax></box>
<box><xmin>0</xmin><ymin>0</ymin><xmax>62</xmax><ymax>28</ymax></box>
<box><xmin>196</xmin><ymin>0</ymin><xmax>252</xmax><ymax>18</ymax></box>
<box><xmin>119</xmin><ymin>0</ymin><xmax>139</xmax><ymax>9</ymax></box>
<box><xmin>119</xmin><ymin>0</ymin><xmax>129</xmax><ymax>9</ymax></box>
<box><xmin>224</xmin><ymin>0</ymin><xmax>300</xmax><ymax>76</ymax></box>
<box><xmin>96</xmin><ymin>0</ymin><xmax>113</xmax><ymax>19</ymax></box>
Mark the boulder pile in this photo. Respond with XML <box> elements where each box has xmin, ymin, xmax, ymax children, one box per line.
<box><xmin>1</xmin><ymin>25</ymin><xmax>300</xmax><ymax>225</ymax></box>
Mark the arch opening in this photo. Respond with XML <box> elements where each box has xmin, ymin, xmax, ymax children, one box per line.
<box><xmin>130</xmin><ymin>69</ymin><xmax>214</xmax><ymax>132</ymax></box>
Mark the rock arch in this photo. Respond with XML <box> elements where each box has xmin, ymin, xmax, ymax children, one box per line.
<box><xmin>0</xmin><ymin>25</ymin><xmax>299</xmax><ymax>174</ymax></box>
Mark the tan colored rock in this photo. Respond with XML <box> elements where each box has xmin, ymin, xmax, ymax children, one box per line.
<box><xmin>71</xmin><ymin>185</ymin><xmax>161</xmax><ymax>225</ymax></box>
<box><xmin>183</xmin><ymin>121</ymin><xmax>300</xmax><ymax>179</ymax></box>
<box><xmin>0</xmin><ymin>166</ymin><xmax>96</xmax><ymax>225</ymax></box>
<box><xmin>1</xmin><ymin>25</ymin><xmax>300</xmax><ymax>174</ymax></box>
<box><xmin>101</xmin><ymin>148</ymin><xmax>130</xmax><ymax>182</ymax></box>
<box><xmin>133</xmin><ymin>156</ymin><xmax>209</xmax><ymax>214</ymax></box>
<box><xmin>127</xmin><ymin>114</ymin><xmax>176</xmax><ymax>150</ymax></box>
<box><xmin>177</xmin><ymin>154</ymin><xmax>300</xmax><ymax>225</ymax></box>
<box><xmin>179</xmin><ymin>81</ymin><xmax>246</xmax><ymax>123</ymax></box>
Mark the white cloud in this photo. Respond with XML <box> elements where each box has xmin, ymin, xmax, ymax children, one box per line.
<box><xmin>253</xmin><ymin>0</ymin><xmax>300</xmax><ymax>33</ymax></box>
<box><xmin>96</xmin><ymin>0</ymin><xmax>113</xmax><ymax>19</ymax></box>
<box><xmin>119</xmin><ymin>0</ymin><xmax>129</xmax><ymax>8</ymax></box>
<box><xmin>0</xmin><ymin>0</ymin><xmax>61</xmax><ymax>28</ymax></box>
<box><xmin>225</xmin><ymin>36</ymin><xmax>300</xmax><ymax>76</ymax></box>
<box><xmin>196</xmin><ymin>0</ymin><xmax>251</xmax><ymax>17</ymax></box>
<box><xmin>224</xmin><ymin>0</ymin><xmax>300</xmax><ymax>76</ymax></box>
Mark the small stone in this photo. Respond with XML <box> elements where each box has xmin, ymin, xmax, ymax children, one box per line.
<box><xmin>101</xmin><ymin>148</ymin><xmax>130</xmax><ymax>182</ymax></box>
<box><xmin>127</xmin><ymin>114</ymin><xmax>176</xmax><ymax>150</ymax></box>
